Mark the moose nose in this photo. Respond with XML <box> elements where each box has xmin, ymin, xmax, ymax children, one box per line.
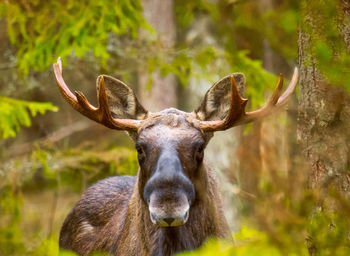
<box><xmin>163</xmin><ymin>218</ymin><xmax>175</xmax><ymax>226</ymax></box>
<box><xmin>157</xmin><ymin>213</ymin><xmax>188</xmax><ymax>227</ymax></box>
<box><xmin>150</xmin><ymin>209</ymin><xmax>189</xmax><ymax>227</ymax></box>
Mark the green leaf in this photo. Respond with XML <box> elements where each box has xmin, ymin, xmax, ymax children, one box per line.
<box><xmin>0</xmin><ymin>96</ymin><xmax>58</xmax><ymax>140</ymax></box>
<box><xmin>0</xmin><ymin>0</ymin><xmax>150</xmax><ymax>75</ymax></box>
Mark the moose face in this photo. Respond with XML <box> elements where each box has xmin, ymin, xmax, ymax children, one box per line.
<box><xmin>136</xmin><ymin>109</ymin><xmax>206</xmax><ymax>227</ymax></box>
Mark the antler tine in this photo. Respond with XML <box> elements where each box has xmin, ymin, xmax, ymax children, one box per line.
<box><xmin>198</xmin><ymin>67</ymin><xmax>298</xmax><ymax>131</ymax></box>
<box><xmin>53</xmin><ymin>57</ymin><xmax>140</xmax><ymax>131</ymax></box>
<box><xmin>199</xmin><ymin>75</ymin><xmax>248</xmax><ymax>132</ymax></box>
<box><xmin>239</xmin><ymin>67</ymin><xmax>298</xmax><ymax>125</ymax></box>
<box><xmin>276</xmin><ymin>67</ymin><xmax>298</xmax><ymax>106</ymax></box>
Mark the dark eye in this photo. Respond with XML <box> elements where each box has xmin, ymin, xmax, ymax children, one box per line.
<box><xmin>194</xmin><ymin>143</ymin><xmax>205</xmax><ymax>163</ymax></box>
<box><xmin>136</xmin><ymin>144</ymin><xmax>146</xmax><ymax>162</ymax></box>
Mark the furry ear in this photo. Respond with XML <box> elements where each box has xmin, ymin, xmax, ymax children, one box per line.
<box><xmin>195</xmin><ymin>73</ymin><xmax>245</xmax><ymax>121</ymax></box>
<box><xmin>97</xmin><ymin>75</ymin><xmax>148</xmax><ymax>120</ymax></box>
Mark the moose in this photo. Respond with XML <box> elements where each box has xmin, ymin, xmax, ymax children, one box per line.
<box><xmin>53</xmin><ymin>57</ymin><xmax>298</xmax><ymax>256</ymax></box>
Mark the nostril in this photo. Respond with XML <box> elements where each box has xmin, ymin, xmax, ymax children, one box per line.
<box><xmin>184</xmin><ymin>211</ymin><xmax>189</xmax><ymax>220</ymax></box>
<box><xmin>163</xmin><ymin>217</ymin><xmax>175</xmax><ymax>226</ymax></box>
<box><xmin>151</xmin><ymin>213</ymin><xmax>157</xmax><ymax>220</ymax></box>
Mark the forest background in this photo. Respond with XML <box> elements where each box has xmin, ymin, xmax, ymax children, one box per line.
<box><xmin>0</xmin><ymin>0</ymin><xmax>350</xmax><ymax>255</ymax></box>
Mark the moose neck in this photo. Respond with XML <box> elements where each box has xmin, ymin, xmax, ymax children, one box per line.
<box><xmin>131</xmin><ymin>162</ymin><xmax>224</xmax><ymax>256</ymax></box>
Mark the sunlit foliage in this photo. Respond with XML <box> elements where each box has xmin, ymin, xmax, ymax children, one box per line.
<box><xmin>0</xmin><ymin>96</ymin><xmax>57</xmax><ymax>139</ymax></box>
<box><xmin>0</xmin><ymin>0</ymin><xmax>151</xmax><ymax>74</ymax></box>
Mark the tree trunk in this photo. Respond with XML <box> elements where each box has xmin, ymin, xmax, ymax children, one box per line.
<box><xmin>297</xmin><ymin>3</ymin><xmax>350</xmax><ymax>255</ymax></box>
<box><xmin>297</xmin><ymin>2</ymin><xmax>350</xmax><ymax>195</ymax></box>
<box><xmin>139</xmin><ymin>0</ymin><xmax>177</xmax><ymax>111</ymax></box>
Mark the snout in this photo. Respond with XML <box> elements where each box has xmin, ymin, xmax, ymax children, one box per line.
<box><xmin>148</xmin><ymin>192</ymin><xmax>190</xmax><ymax>227</ymax></box>
<box><xmin>143</xmin><ymin>150</ymin><xmax>195</xmax><ymax>227</ymax></box>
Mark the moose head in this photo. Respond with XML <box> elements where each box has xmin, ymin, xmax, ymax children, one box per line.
<box><xmin>53</xmin><ymin>57</ymin><xmax>298</xmax><ymax>228</ymax></box>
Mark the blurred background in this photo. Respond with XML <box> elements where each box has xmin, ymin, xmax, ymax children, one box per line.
<box><xmin>0</xmin><ymin>0</ymin><xmax>350</xmax><ymax>255</ymax></box>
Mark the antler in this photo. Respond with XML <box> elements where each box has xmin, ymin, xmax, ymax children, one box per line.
<box><xmin>53</xmin><ymin>57</ymin><xmax>141</xmax><ymax>131</ymax></box>
<box><xmin>199</xmin><ymin>67</ymin><xmax>298</xmax><ymax>132</ymax></box>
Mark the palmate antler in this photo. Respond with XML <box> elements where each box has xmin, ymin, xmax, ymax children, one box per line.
<box><xmin>53</xmin><ymin>57</ymin><xmax>141</xmax><ymax>131</ymax></box>
<box><xmin>198</xmin><ymin>68</ymin><xmax>298</xmax><ymax>132</ymax></box>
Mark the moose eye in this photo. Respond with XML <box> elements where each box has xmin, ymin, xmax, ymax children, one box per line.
<box><xmin>136</xmin><ymin>144</ymin><xmax>146</xmax><ymax>162</ymax></box>
<box><xmin>136</xmin><ymin>146</ymin><xmax>143</xmax><ymax>154</ymax></box>
<box><xmin>194</xmin><ymin>143</ymin><xmax>205</xmax><ymax>163</ymax></box>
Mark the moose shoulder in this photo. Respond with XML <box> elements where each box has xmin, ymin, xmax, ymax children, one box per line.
<box><xmin>53</xmin><ymin>57</ymin><xmax>298</xmax><ymax>256</ymax></box>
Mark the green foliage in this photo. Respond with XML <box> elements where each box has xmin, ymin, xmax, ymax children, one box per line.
<box><xmin>178</xmin><ymin>226</ymin><xmax>307</xmax><ymax>256</ymax></box>
<box><xmin>0</xmin><ymin>186</ymin><xmax>25</xmax><ymax>255</ymax></box>
<box><xmin>0</xmin><ymin>0</ymin><xmax>152</xmax><ymax>74</ymax></box>
<box><xmin>145</xmin><ymin>45</ymin><xmax>277</xmax><ymax>109</ymax></box>
<box><xmin>179</xmin><ymin>227</ymin><xmax>286</xmax><ymax>256</ymax></box>
<box><xmin>226</xmin><ymin>50</ymin><xmax>276</xmax><ymax>109</ymax></box>
<box><xmin>28</xmin><ymin>235</ymin><xmax>76</xmax><ymax>256</ymax></box>
<box><xmin>307</xmin><ymin>209</ymin><xmax>350</xmax><ymax>255</ymax></box>
<box><xmin>0</xmin><ymin>96</ymin><xmax>58</xmax><ymax>139</ymax></box>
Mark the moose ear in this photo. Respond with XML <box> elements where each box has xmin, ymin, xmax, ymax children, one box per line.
<box><xmin>97</xmin><ymin>75</ymin><xmax>149</xmax><ymax>120</ymax></box>
<box><xmin>195</xmin><ymin>73</ymin><xmax>246</xmax><ymax>121</ymax></box>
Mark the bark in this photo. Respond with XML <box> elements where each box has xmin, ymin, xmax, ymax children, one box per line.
<box><xmin>138</xmin><ymin>0</ymin><xmax>177</xmax><ymax>111</ymax></box>
<box><xmin>297</xmin><ymin>0</ymin><xmax>350</xmax><ymax>201</ymax></box>
<box><xmin>340</xmin><ymin>0</ymin><xmax>350</xmax><ymax>50</ymax></box>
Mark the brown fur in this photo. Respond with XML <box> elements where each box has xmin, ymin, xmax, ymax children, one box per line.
<box><xmin>60</xmin><ymin>167</ymin><xmax>229</xmax><ymax>255</ymax></box>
